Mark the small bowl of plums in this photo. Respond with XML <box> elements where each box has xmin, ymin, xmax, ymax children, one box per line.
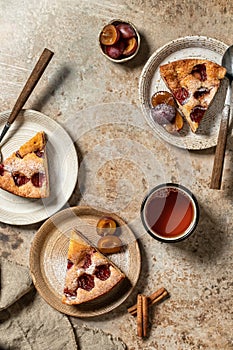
<box><xmin>99</xmin><ymin>19</ymin><xmax>140</xmax><ymax>63</ymax></box>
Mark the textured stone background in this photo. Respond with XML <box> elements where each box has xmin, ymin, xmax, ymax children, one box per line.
<box><xmin>0</xmin><ymin>1</ymin><xmax>232</xmax><ymax>349</ymax></box>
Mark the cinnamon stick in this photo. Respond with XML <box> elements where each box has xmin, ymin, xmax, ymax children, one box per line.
<box><xmin>150</xmin><ymin>289</ymin><xmax>168</xmax><ymax>307</ymax></box>
<box><xmin>128</xmin><ymin>287</ymin><xmax>168</xmax><ymax>316</ymax></box>
<box><xmin>142</xmin><ymin>295</ymin><xmax>149</xmax><ymax>337</ymax></box>
<box><xmin>137</xmin><ymin>294</ymin><xmax>143</xmax><ymax>337</ymax></box>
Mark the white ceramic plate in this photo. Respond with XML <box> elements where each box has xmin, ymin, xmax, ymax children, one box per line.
<box><xmin>139</xmin><ymin>36</ymin><xmax>229</xmax><ymax>149</ymax></box>
<box><xmin>0</xmin><ymin>109</ymin><xmax>78</xmax><ymax>225</ymax></box>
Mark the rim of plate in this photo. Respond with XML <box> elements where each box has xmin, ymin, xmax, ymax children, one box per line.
<box><xmin>29</xmin><ymin>205</ymin><xmax>141</xmax><ymax>317</ymax></box>
<box><xmin>0</xmin><ymin>109</ymin><xmax>78</xmax><ymax>225</ymax></box>
<box><xmin>139</xmin><ymin>35</ymin><xmax>229</xmax><ymax>150</ymax></box>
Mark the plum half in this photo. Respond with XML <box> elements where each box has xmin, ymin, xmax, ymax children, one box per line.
<box><xmin>150</xmin><ymin>91</ymin><xmax>184</xmax><ymax>133</ymax></box>
<box><xmin>100</xmin><ymin>24</ymin><xmax>120</xmax><ymax>46</ymax></box>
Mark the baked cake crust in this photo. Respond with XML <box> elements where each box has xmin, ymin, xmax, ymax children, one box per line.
<box><xmin>0</xmin><ymin>131</ymin><xmax>49</xmax><ymax>198</ymax></box>
<box><xmin>62</xmin><ymin>230</ymin><xmax>125</xmax><ymax>305</ymax></box>
<box><xmin>160</xmin><ymin>59</ymin><xmax>226</xmax><ymax>132</ymax></box>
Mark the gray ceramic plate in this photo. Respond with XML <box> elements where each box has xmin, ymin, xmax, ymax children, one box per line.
<box><xmin>139</xmin><ymin>36</ymin><xmax>228</xmax><ymax>149</ymax></box>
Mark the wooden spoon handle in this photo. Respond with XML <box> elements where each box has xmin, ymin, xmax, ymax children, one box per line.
<box><xmin>210</xmin><ymin>104</ymin><xmax>230</xmax><ymax>189</ymax></box>
<box><xmin>7</xmin><ymin>48</ymin><xmax>54</xmax><ymax>124</ymax></box>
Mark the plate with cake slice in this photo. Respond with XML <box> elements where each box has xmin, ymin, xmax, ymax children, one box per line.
<box><xmin>139</xmin><ymin>36</ymin><xmax>229</xmax><ymax>149</ymax></box>
<box><xmin>0</xmin><ymin>109</ymin><xmax>78</xmax><ymax>225</ymax></box>
<box><xmin>29</xmin><ymin>206</ymin><xmax>141</xmax><ymax>317</ymax></box>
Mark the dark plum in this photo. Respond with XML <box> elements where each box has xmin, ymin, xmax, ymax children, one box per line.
<box><xmin>0</xmin><ymin>164</ymin><xmax>4</xmax><ymax>176</ymax></box>
<box><xmin>116</xmin><ymin>23</ymin><xmax>135</xmax><ymax>39</ymax></box>
<box><xmin>63</xmin><ymin>287</ymin><xmax>77</xmax><ymax>298</ymax></box>
<box><xmin>31</xmin><ymin>172</ymin><xmax>46</xmax><ymax>188</ymax></box>
<box><xmin>15</xmin><ymin>151</ymin><xmax>23</xmax><ymax>159</ymax></box>
<box><xmin>67</xmin><ymin>259</ymin><xmax>73</xmax><ymax>270</ymax></box>
<box><xmin>190</xmin><ymin>105</ymin><xmax>206</xmax><ymax>123</ymax></box>
<box><xmin>94</xmin><ymin>264</ymin><xmax>111</xmax><ymax>281</ymax></box>
<box><xmin>81</xmin><ymin>253</ymin><xmax>92</xmax><ymax>269</ymax></box>
<box><xmin>34</xmin><ymin>150</ymin><xmax>44</xmax><ymax>158</ymax></box>
<box><xmin>191</xmin><ymin>64</ymin><xmax>207</xmax><ymax>82</ymax></box>
<box><xmin>151</xmin><ymin>103</ymin><xmax>176</xmax><ymax>125</ymax></box>
<box><xmin>105</xmin><ymin>41</ymin><xmax>125</xmax><ymax>59</ymax></box>
<box><xmin>193</xmin><ymin>87</ymin><xmax>210</xmax><ymax>99</ymax></box>
<box><xmin>173</xmin><ymin>87</ymin><xmax>189</xmax><ymax>105</ymax></box>
<box><xmin>13</xmin><ymin>173</ymin><xmax>30</xmax><ymax>187</ymax></box>
<box><xmin>77</xmin><ymin>273</ymin><xmax>94</xmax><ymax>291</ymax></box>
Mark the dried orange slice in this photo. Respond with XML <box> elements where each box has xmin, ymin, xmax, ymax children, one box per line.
<box><xmin>100</xmin><ymin>24</ymin><xmax>120</xmax><ymax>46</ymax></box>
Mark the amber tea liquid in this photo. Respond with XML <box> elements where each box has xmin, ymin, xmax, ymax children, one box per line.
<box><xmin>145</xmin><ymin>188</ymin><xmax>194</xmax><ymax>238</ymax></box>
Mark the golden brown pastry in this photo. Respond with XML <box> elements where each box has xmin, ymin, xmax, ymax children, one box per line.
<box><xmin>160</xmin><ymin>59</ymin><xmax>226</xmax><ymax>132</ymax></box>
<box><xmin>0</xmin><ymin>131</ymin><xmax>49</xmax><ymax>198</ymax></box>
<box><xmin>62</xmin><ymin>230</ymin><xmax>125</xmax><ymax>305</ymax></box>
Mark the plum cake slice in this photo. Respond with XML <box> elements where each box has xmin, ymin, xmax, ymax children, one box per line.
<box><xmin>160</xmin><ymin>59</ymin><xmax>226</xmax><ymax>132</ymax></box>
<box><xmin>62</xmin><ymin>230</ymin><xmax>125</xmax><ymax>305</ymax></box>
<box><xmin>0</xmin><ymin>131</ymin><xmax>49</xmax><ymax>198</ymax></box>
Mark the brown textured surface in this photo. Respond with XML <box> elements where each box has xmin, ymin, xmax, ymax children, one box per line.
<box><xmin>0</xmin><ymin>1</ymin><xmax>233</xmax><ymax>349</ymax></box>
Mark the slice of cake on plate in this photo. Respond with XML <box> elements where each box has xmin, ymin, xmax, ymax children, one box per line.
<box><xmin>0</xmin><ymin>131</ymin><xmax>49</xmax><ymax>198</ymax></box>
<box><xmin>159</xmin><ymin>59</ymin><xmax>226</xmax><ymax>132</ymax></box>
<box><xmin>62</xmin><ymin>230</ymin><xmax>125</xmax><ymax>305</ymax></box>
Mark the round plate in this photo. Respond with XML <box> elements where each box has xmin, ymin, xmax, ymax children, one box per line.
<box><xmin>139</xmin><ymin>36</ymin><xmax>229</xmax><ymax>149</ymax></box>
<box><xmin>0</xmin><ymin>109</ymin><xmax>78</xmax><ymax>225</ymax></box>
<box><xmin>29</xmin><ymin>206</ymin><xmax>141</xmax><ymax>317</ymax></box>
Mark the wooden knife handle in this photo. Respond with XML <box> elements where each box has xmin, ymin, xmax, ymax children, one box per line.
<box><xmin>210</xmin><ymin>104</ymin><xmax>230</xmax><ymax>190</ymax></box>
<box><xmin>7</xmin><ymin>48</ymin><xmax>54</xmax><ymax>124</ymax></box>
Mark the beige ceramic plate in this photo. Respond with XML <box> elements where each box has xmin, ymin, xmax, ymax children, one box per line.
<box><xmin>29</xmin><ymin>206</ymin><xmax>141</xmax><ymax>317</ymax></box>
<box><xmin>139</xmin><ymin>36</ymin><xmax>228</xmax><ymax>149</ymax></box>
<box><xmin>0</xmin><ymin>109</ymin><xmax>78</xmax><ymax>225</ymax></box>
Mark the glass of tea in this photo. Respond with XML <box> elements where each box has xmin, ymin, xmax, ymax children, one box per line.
<box><xmin>141</xmin><ymin>183</ymin><xmax>199</xmax><ymax>242</ymax></box>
